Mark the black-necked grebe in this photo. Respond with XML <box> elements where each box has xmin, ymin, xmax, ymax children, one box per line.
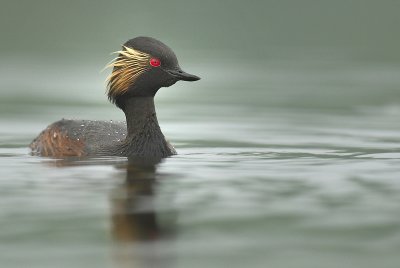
<box><xmin>30</xmin><ymin>36</ymin><xmax>200</xmax><ymax>158</ymax></box>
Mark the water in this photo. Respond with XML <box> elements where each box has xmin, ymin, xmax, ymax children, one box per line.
<box><xmin>1</xmin><ymin>1</ymin><xmax>400</xmax><ymax>267</ymax></box>
<box><xmin>1</xmin><ymin>55</ymin><xmax>399</xmax><ymax>268</ymax></box>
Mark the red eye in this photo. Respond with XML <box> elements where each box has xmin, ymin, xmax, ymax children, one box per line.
<box><xmin>150</xmin><ymin>58</ymin><xmax>161</xmax><ymax>67</ymax></box>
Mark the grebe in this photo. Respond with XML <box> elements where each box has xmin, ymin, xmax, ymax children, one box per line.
<box><xmin>30</xmin><ymin>36</ymin><xmax>200</xmax><ymax>158</ymax></box>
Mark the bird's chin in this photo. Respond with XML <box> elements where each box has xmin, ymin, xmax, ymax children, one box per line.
<box><xmin>163</xmin><ymin>78</ymin><xmax>178</xmax><ymax>87</ymax></box>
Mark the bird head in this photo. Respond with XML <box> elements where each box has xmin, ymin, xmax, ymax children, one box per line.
<box><xmin>106</xmin><ymin>36</ymin><xmax>200</xmax><ymax>107</ymax></box>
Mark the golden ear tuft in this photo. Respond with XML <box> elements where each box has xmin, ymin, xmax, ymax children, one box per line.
<box><xmin>105</xmin><ymin>46</ymin><xmax>150</xmax><ymax>102</ymax></box>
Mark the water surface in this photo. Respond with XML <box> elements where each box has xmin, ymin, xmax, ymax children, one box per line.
<box><xmin>1</xmin><ymin>55</ymin><xmax>400</xmax><ymax>268</ymax></box>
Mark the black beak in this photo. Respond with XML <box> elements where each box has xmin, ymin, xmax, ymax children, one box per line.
<box><xmin>167</xmin><ymin>68</ymin><xmax>200</xmax><ymax>81</ymax></box>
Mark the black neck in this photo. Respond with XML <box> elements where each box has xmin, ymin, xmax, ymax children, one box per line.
<box><xmin>110</xmin><ymin>97</ymin><xmax>176</xmax><ymax>158</ymax></box>
<box><xmin>122</xmin><ymin>97</ymin><xmax>159</xmax><ymax>138</ymax></box>
<box><xmin>100</xmin><ymin>96</ymin><xmax>176</xmax><ymax>159</ymax></box>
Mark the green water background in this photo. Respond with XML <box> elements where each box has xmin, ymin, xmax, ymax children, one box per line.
<box><xmin>1</xmin><ymin>1</ymin><xmax>400</xmax><ymax>268</ymax></box>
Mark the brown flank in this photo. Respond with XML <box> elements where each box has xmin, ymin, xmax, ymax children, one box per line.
<box><xmin>29</xmin><ymin>126</ymin><xmax>86</xmax><ymax>157</ymax></box>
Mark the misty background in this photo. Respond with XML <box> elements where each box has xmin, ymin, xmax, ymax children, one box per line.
<box><xmin>1</xmin><ymin>1</ymin><xmax>400</xmax><ymax>268</ymax></box>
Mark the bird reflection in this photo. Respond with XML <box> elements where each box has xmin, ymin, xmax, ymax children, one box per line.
<box><xmin>110</xmin><ymin>157</ymin><xmax>174</xmax><ymax>268</ymax></box>
<box><xmin>111</xmin><ymin>159</ymin><xmax>161</xmax><ymax>241</ymax></box>
<box><xmin>50</xmin><ymin>156</ymin><xmax>175</xmax><ymax>268</ymax></box>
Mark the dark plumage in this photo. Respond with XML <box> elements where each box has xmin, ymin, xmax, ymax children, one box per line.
<box><xmin>30</xmin><ymin>37</ymin><xmax>200</xmax><ymax>158</ymax></box>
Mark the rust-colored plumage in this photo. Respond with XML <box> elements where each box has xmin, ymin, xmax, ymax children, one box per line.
<box><xmin>29</xmin><ymin>126</ymin><xmax>86</xmax><ymax>157</ymax></box>
<box><xmin>106</xmin><ymin>46</ymin><xmax>150</xmax><ymax>101</ymax></box>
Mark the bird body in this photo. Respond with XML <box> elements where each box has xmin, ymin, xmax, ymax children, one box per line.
<box><xmin>29</xmin><ymin>37</ymin><xmax>199</xmax><ymax>158</ymax></box>
<box><xmin>30</xmin><ymin>119</ymin><xmax>127</xmax><ymax>157</ymax></box>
